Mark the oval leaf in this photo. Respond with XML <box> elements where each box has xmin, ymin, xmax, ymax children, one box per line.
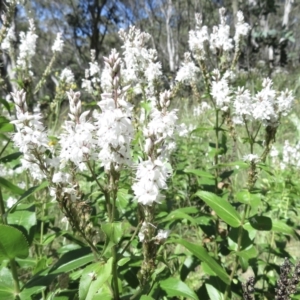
<box><xmin>206</xmin><ymin>283</ymin><xmax>224</xmax><ymax>300</ymax></box>
<box><xmin>175</xmin><ymin>239</ymin><xmax>230</xmax><ymax>285</ymax></box>
<box><xmin>160</xmin><ymin>277</ymin><xmax>199</xmax><ymax>300</ymax></box>
<box><xmin>195</xmin><ymin>191</ymin><xmax>241</xmax><ymax>227</ymax></box>
<box><xmin>272</xmin><ymin>220</ymin><xmax>297</xmax><ymax>238</ymax></box>
<box><xmin>79</xmin><ymin>258</ymin><xmax>113</xmax><ymax>300</ymax></box>
<box><xmin>8</xmin><ymin>208</ymin><xmax>36</xmax><ymax>233</ymax></box>
<box><xmin>249</xmin><ymin>215</ymin><xmax>272</xmax><ymax>231</ymax></box>
<box><xmin>0</xmin><ymin>225</ymin><xmax>29</xmax><ymax>261</ymax></box>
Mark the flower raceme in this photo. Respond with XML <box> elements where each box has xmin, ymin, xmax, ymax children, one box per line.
<box><xmin>188</xmin><ymin>9</ymin><xmax>250</xmax><ymax>61</ymax></box>
<box><xmin>10</xmin><ymin>90</ymin><xmax>53</xmax><ymax>180</ymax></box>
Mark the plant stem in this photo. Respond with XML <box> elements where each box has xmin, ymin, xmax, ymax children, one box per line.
<box><xmin>120</xmin><ymin>221</ymin><xmax>143</xmax><ymax>256</ymax></box>
<box><xmin>214</xmin><ymin>109</ymin><xmax>220</xmax><ymax>191</ymax></box>
<box><xmin>109</xmin><ymin>169</ymin><xmax>120</xmax><ymax>300</ymax></box>
<box><xmin>0</xmin><ymin>186</ymin><xmax>7</xmax><ymax>224</ymax></box>
<box><xmin>0</xmin><ymin>138</ymin><xmax>11</xmax><ymax>158</ymax></box>
<box><xmin>10</xmin><ymin>258</ymin><xmax>20</xmax><ymax>294</ymax></box>
<box><xmin>224</xmin><ymin>204</ymin><xmax>249</xmax><ymax>300</ymax></box>
<box><xmin>39</xmin><ymin>199</ymin><xmax>46</xmax><ymax>258</ymax></box>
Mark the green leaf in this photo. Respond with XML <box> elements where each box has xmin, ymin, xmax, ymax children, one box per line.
<box><xmin>19</xmin><ymin>286</ymin><xmax>46</xmax><ymax>300</ymax></box>
<box><xmin>0</xmin><ymin>267</ymin><xmax>15</xmax><ymax>300</ymax></box>
<box><xmin>184</xmin><ymin>169</ymin><xmax>214</xmax><ymax>178</ymax></box>
<box><xmin>117</xmin><ymin>188</ymin><xmax>129</xmax><ymax>211</ymax></box>
<box><xmin>206</xmin><ymin>283</ymin><xmax>224</xmax><ymax>300</ymax></box>
<box><xmin>7</xmin><ymin>206</ymin><xmax>36</xmax><ymax>232</ymax></box>
<box><xmin>174</xmin><ymin>239</ymin><xmax>230</xmax><ymax>285</ymax></box>
<box><xmin>79</xmin><ymin>258</ymin><xmax>113</xmax><ymax>300</ymax></box>
<box><xmin>160</xmin><ymin>277</ymin><xmax>199</xmax><ymax>300</ymax></box>
<box><xmin>102</xmin><ymin>222</ymin><xmax>129</xmax><ymax>255</ymax></box>
<box><xmin>195</xmin><ymin>191</ymin><xmax>241</xmax><ymax>227</ymax></box>
<box><xmin>248</xmin><ymin>215</ymin><xmax>272</xmax><ymax>231</ymax></box>
<box><xmin>8</xmin><ymin>181</ymin><xmax>49</xmax><ymax>213</ymax></box>
<box><xmin>237</xmin><ymin>246</ymin><xmax>258</xmax><ymax>271</ymax></box>
<box><xmin>0</xmin><ymin>177</ymin><xmax>24</xmax><ymax>195</ymax></box>
<box><xmin>191</xmin><ymin>127</ymin><xmax>215</xmax><ymax>134</ymax></box>
<box><xmin>0</xmin><ymin>98</ymin><xmax>12</xmax><ymax>114</ymax></box>
<box><xmin>0</xmin><ymin>152</ymin><xmax>22</xmax><ymax>163</ymax></box>
<box><xmin>0</xmin><ymin>225</ymin><xmax>29</xmax><ymax>261</ymax></box>
<box><xmin>50</xmin><ymin>252</ymin><xmax>95</xmax><ymax>275</ymax></box>
<box><xmin>228</xmin><ymin>227</ymin><xmax>252</xmax><ymax>251</ymax></box>
<box><xmin>0</xmin><ymin>116</ymin><xmax>14</xmax><ymax>133</ymax></box>
<box><xmin>235</xmin><ymin>190</ymin><xmax>261</xmax><ymax>207</ymax></box>
<box><xmin>161</xmin><ymin>208</ymin><xmax>198</xmax><ymax>225</ymax></box>
<box><xmin>117</xmin><ymin>257</ymin><xmax>130</xmax><ymax>266</ymax></box>
<box><xmin>272</xmin><ymin>220</ymin><xmax>297</xmax><ymax>238</ymax></box>
<box><xmin>140</xmin><ymin>296</ymin><xmax>155</xmax><ymax>300</ymax></box>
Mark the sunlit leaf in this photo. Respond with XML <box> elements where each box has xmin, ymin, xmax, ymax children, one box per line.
<box><xmin>0</xmin><ymin>225</ymin><xmax>29</xmax><ymax>261</ymax></box>
<box><xmin>174</xmin><ymin>239</ymin><xmax>230</xmax><ymax>284</ymax></box>
<box><xmin>195</xmin><ymin>191</ymin><xmax>241</xmax><ymax>227</ymax></box>
<box><xmin>160</xmin><ymin>277</ymin><xmax>198</xmax><ymax>300</ymax></box>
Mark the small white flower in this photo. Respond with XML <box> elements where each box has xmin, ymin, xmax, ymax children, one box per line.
<box><xmin>243</xmin><ymin>154</ymin><xmax>260</xmax><ymax>163</ymax></box>
<box><xmin>52</xmin><ymin>32</ymin><xmax>64</xmax><ymax>52</ymax></box>
<box><xmin>154</xmin><ymin>229</ymin><xmax>170</xmax><ymax>243</ymax></box>
<box><xmin>6</xmin><ymin>197</ymin><xmax>17</xmax><ymax>208</ymax></box>
<box><xmin>60</xmin><ymin>68</ymin><xmax>74</xmax><ymax>83</ymax></box>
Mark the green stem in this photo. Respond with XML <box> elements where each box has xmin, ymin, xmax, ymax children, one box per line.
<box><xmin>39</xmin><ymin>199</ymin><xmax>46</xmax><ymax>258</ymax></box>
<box><xmin>214</xmin><ymin>109</ymin><xmax>220</xmax><ymax>191</ymax></box>
<box><xmin>10</xmin><ymin>258</ymin><xmax>20</xmax><ymax>294</ymax></box>
<box><xmin>120</xmin><ymin>221</ymin><xmax>142</xmax><ymax>256</ymax></box>
<box><xmin>0</xmin><ymin>186</ymin><xmax>6</xmax><ymax>224</ymax></box>
<box><xmin>0</xmin><ymin>138</ymin><xmax>11</xmax><ymax>158</ymax></box>
<box><xmin>224</xmin><ymin>205</ymin><xmax>249</xmax><ymax>300</ymax></box>
<box><xmin>110</xmin><ymin>170</ymin><xmax>120</xmax><ymax>300</ymax></box>
<box><xmin>111</xmin><ymin>245</ymin><xmax>120</xmax><ymax>300</ymax></box>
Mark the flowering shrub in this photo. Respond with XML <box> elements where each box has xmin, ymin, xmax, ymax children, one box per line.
<box><xmin>0</xmin><ymin>2</ymin><xmax>300</xmax><ymax>300</ymax></box>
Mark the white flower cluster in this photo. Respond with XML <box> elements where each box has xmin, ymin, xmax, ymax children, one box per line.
<box><xmin>133</xmin><ymin>158</ymin><xmax>171</xmax><ymax>206</ymax></box>
<box><xmin>52</xmin><ymin>32</ymin><xmax>64</xmax><ymax>53</ymax></box>
<box><xmin>211</xmin><ymin>69</ymin><xmax>232</xmax><ymax>111</ymax></box>
<box><xmin>133</xmin><ymin>91</ymin><xmax>177</xmax><ymax>206</ymax></box>
<box><xmin>234</xmin><ymin>11</ymin><xmax>251</xmax><ymax>43</ymax></box>
<box><xmin>210</xmin><ymin>8</ymin><xmax>233</xmax><ymax>53</ymax></box>
<box><xmin>58</xmin><ymin>91</ymin><xmax>96</xmax><ymax>171</ymax></box>
<box><xmin>233</xmin><ymin>78</ymin><xmax>294</xmax><ymax>125</ymax></box>
<box><xmin>17</xmin><ymin>19</ymin><xmax>38</xmax><ymax>69</ymax></box>
<box><xmin>281</xmin><ymin>141</ymin><xmax>300</xmax><ymax>170</ymax></box>
<box><xmin>119</xmin><ymin>26</ymin><xmax>162</xmax><ymax>89</ymax></box>
<box><xmin>193</xmin><ymin>101</ymin><xmax>211</xmax><ymax>116</ymax></box>
<box><xmin>243</xmin><ymin>154</ymin><xmax>260</xmax><ymax>163</ymax></box>
<box><xmin>138</xmin><ymin>221</ymin><xmax>170</xmax><ymax>243</ymax></box>
<box><xmin>60</xmin><ymin>68</ymin><xmax>75</xmax><ymax>84</ymax></box>
<box><xmin>82</xmin><ymin>50</ymin><xmax>101</xmax><ymax>93</ymax></box>
<box><xmin>187</xmin><ymin>8</ymin><xmax>250</xmax><ymax>60</ymax></box>
<box><xmin>188</xmin><ymin>13</ymin><xmax>209</xmax><ymax>56</ymax></box>
<box><xmin>58</xmin><ymin>50</ymin><xmax>134</xmax><ymax>172</ymax></box>
<box><xmin>1</xmin><ymin>26</ymin><xmax>15</xmax><ymax>50</ymax></box>
<box><xmin>95</xmin><ymin>50</ymin><xmax>134</xmax><ymax>171</ymax></box>
<box><xmin>11</xmin><ymin>90</ymin><xmax>52</xmax><ymax>180</ymax></box>
<box><xmin>176</xmin><ymin>52</ymin><xmax>200</xmax><ymax>84</ymax></box>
